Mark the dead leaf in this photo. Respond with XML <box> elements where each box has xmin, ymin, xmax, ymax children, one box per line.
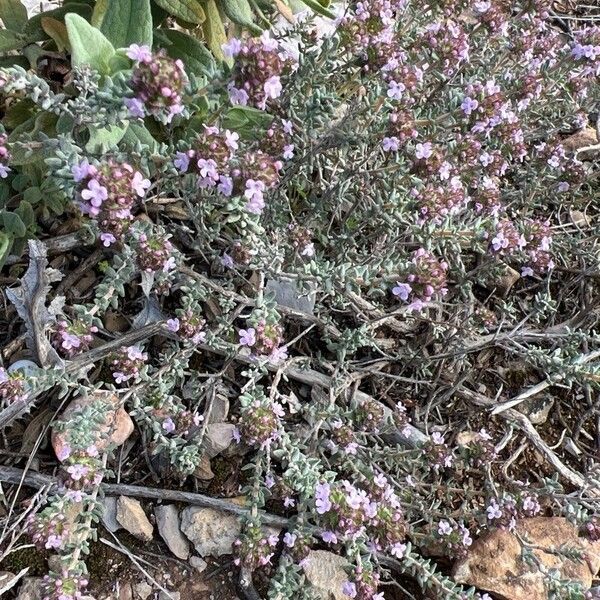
<box><xmin>6</xmin><ymin>241</ymin><xmax>64</xmax><ymax>368</ymax></box>
<box><xmin>20</xmin><ymin>408</ymin><xmax>53</xmax><ymax>454</ymax></box>
<box><xmin>274</xmin><ymin>0</ymin><xmax>295</xmax><ymax>23</ymax></box>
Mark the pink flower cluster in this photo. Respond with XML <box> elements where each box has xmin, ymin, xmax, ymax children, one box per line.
<box><xmin>233</xmin><ymin>522</ymin><xmax>279</xmax><ymax>569</ymax></box>
<box><xmin>73</xmin><ymin>158</ymin><xmax>150</xmax><ymax>242</ymax></box>
<box><xmin>224</xmin><ymin>32</ymin><xmax>293</xmax><ymax>109</ymax></box>
<box><xmin>126</xmin><ymin>45</ymin><xmax>187</xmax><ymax>124</ymax></box>
<box><xmin>27</xmin><ymin>505</ymin><xmax>71</xmax><ymax>551</ymax></box>
<box><xmin>111</xmin><ymin>345</ymin><xmax>147</xmax><ymax>385</ymax></box>
<box><xmin>135</xmin><ymin>231</ymin><xmax>176</xmax><ymax>274</ymax></box>
<box><xmin>435</xmin><ymin>519</ymin><xmax>473</xmax><ymax>559</ymax></box>
<box><xmin>485</xmin><ymin>492</ymin><xmax>541</xmax><ymax>531</ymax></box>
<box><xmin>51</xmin><ymin>320</ymin><xmax>98</xmax><ymax>358</ymax></box>
<box><xmin>41</xmin><ymin>570</ymin><xmax>88</xmax><ymax>600</ymax></box>
<box><xmin>167</xmin><ymin>309</ymin><xmax>206</xmax><ymax>345</ymax></box>
<box><xmin>239</xmin><ymin>398</ymin><xmax>284</xmax><ymax>448</ymax></box>
<box><xmin>174</xmin><ymin>125</ymin><xmax>283</xmax><ymax>216</ymax></box>
<box><xmin>0</xmin><ymin>133</ymin><xmax>10</xmax><ymax>179</ymax></box>
<box><xmin>0</xmin><ymin>368</ymin><xmax>26</xmax><ymax>404</ymax></box>
<box><xmin>392</xmin><ymin>248</ymin><xmax>448</xmax><ymax>311</ymax></box>
<box><xmin>239</xmin><ymin>319</ymin><xmax>288</xmax><ymax>363</ymax></box>
<box><xmin>314</xmin><ymin>476</ymin><xmax>407</xmax><ymax>558</ymax></box>
<box><xmin>424</xmin><ymin>431</ymin><xmax>454</xmax><ymax>470</ymax></box>
<box><xmin>354</xmin><ymin>398</ymin><xmax>385</xmax><ymax>433</ymax></box>
<box><xmin>342</xmin><ymin>566</ymin><xmax>384</xmax><ymax>600</ymax></box>
<box><xmin>459</xmin><ymin>428</ymin><xmax>497</xmax><ymax>467</ymax></box>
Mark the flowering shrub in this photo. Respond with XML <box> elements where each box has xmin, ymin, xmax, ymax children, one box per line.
<box><xmin>0</xmin><ymin>0</ymin><xmax>600</xmax><ymax>599</ymax></box>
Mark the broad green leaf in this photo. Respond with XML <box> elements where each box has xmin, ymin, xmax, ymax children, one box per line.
<box><xmin>24</xmin><ymin>3</ymin><xmax>93</xmax><ymax>42</ymax></box>
<box><xmin>15</xmin><ymin>200</ymin><xmax>35</xmax><ymax>228</ymax></box>
<box><xmin>85</xmin><ymin>123</ymin><xmax>128</xmax><ymax>154</ymax></box>
<box><xmin>153</xmin><ymin>0</ymin><xmax>205</xmax><ymax>24</ymax></box>
<box><xmin>0</xmin><ymin>0</ymin><xmax>27</xmax><ymax>32</ymax></box>
<box><xmin>298</xmin><ymin>0</ymin><xmax>334</xmax><ymax>17</ymax></box>
<box><xmin>153</xmin><ymin>28</ymin><xmax>215</xmax><ymax>77</ymax></box>
<box><xmin>121</xmin><ymin>122</ymin><xmax>158</xmax><ymax>152</ymax></box>
<box><xmin>3</xmin><ymin>99</ymin><xmax>35</xmax><ymax>130</ymax></box>
<box><xmin>0</xmin><ymin>55</ymin><xmax>29</xmax><ymax>69</ymax></box>
<box><xmin>0</xmin><ymin>29</ymin><xmax>28</xmax><ymax>52</ymax></box>
<box><xmin>223</xmin><ymin>106</ymin><xmax>274</xmax><ymax>134</ymax></box>
<box><xmin>100</xmin><ymin>0</ymin><xmax>152</xmax><ymax>49</ymax></box>
<box><xmin>23</xmin><ymin>188</ymin><xmax>42</xmax><ymax>205</ymax></box>
<box><xmin>219</xmin><ymin>0</ymin><xmax>262</xmax><ymax>34</ymax></box>
<box><xmin>200</xmin><ymin>0</ymin><xmax>227</xmax><ymax>64</ymax></box>
<box><xmin>91</xmin><ymin>0</ymin><xmax>110</xmax><ymax>27</ymax></box>
<box><xmin>1</xmin><ymin>211</ymin><xmax>26</xmax><ymax>237</ymax></box>
<box><xmin>65</xmin><ymin>13</ymin><xmax>115</xmax><ymax>75</ymax></box>
<box><xmin>0</xmin><ymin>232</ymin><xmax>11</xmax><ymax>269</ymax></box>
<box><xmin>41</xmin><ymin>17</ymin><xmax>70</xmax><ymax>52</ymax></box>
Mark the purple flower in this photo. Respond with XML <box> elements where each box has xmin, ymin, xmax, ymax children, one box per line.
<box><xmin>167</xmin><ymin>318</ymin><xmax>180</xmax><ymax>332</ymax></box>
<box><xmin>282</xmin><ymin>119</ymin><xmax>293</xmax><ymax>134</ymax></box>
<box><xmin>315</xmin><ymin>482</ymin><xmax>332</xmax><ymax>514</ymax></box>
<box><xmin>382</xmin><ymin>136</ymin><xmax>400</xmax><ymax>152</ymax></box>
<box><xmin>67</xmin><ymin>462</ymin><xmax>89</xmax><ymax>481</ymax></box>
<box><xmin>461</xmin><ymin>96</ymin><xmax>479</xmax><ymax>115</ymax></box>
<box><xmin>72</xmin><ymin>159</ymin><xmax>94</xmax><ymax>182</ymax></box>
<box><xmin>221</xmin><ymin>253</ymin><xmax>234</xmax><ymax>269</ymax></box>
<box><xmin>239</xmin><ymin>328</ymin><xmax>256</xmax><ymax>347</ymax></box>
<box><xmin>245</xmin><ymin>179</ymin><xmax>265</xmax><ymax>201</ymax></box>
<box><xmin>81</xmin><ymin>179</ymin><xmax>108</xmax><ymax>207</ymax></box>
<box><xmin>100</xmin><ymin>233</ymin><xmax>116</xmax><ymax>247</ymax></box>
<box><xmin>197</xmin><ymin>158</ymin><xmax>219</xmax><ymax>181</ymax></box>
<box><xmin>174</xmin><ymin>151</ymin><xmax>191</xmax><ymax>172</ymax></box>
<box><xmin>387</xmin><ymin>80</ymin><xmax>405</xmax><ymax>101</ymax></box>
<box><xmin>222</xmin><ymin>38</ymin><xmax>242</xmax><ymax>58</ymax></box>
<box><xmin>225</xmin><ymin>130</ymin><xmax>239</xmax><ymax>152</ymax></box>
<box><xmin>283</xmin><ymin>144</ymin><xmax>295</xmax><ymax>160</ymax></box>
<box><xmin>218</xmin><ymin>175</ymin><xmax>234</xmax><ymax>197</ymax></box>
<box><xmin>125</xmin><ymin>97</ymin><xmax>145</xmax><ymax>118</ymax></box>
<box><xmin>0</xmin><ymin>164</ymin><xmax>10</xmax><ymax>178</ymax></box>
<box><xmin>283</xmin><ymin>532</ymin><xmax>296</xmax><ymax>547</ymax></box>
<box><xmin>392</xmin><ymin>282</ymin><xmax>412</xmax><ymax>301</ymax></box>
<box><xmin>132</xmin><ymin>171</ymin><xmax>151</xmax><ymax>197</ymax></box>
<box><xmin>162</xmin><ymin>418</ymin><xmax>176</xmax><ymax>433</ymax></box>
<box><xmin>228</xmin><ymin>85</ymin><xmax>249</xmax><ymax>106</ymax></box>
<box><xmin>246</xmin><ymin>196</ymin><xmax>265</xmax><ymax>215</ymax></box>
<box><xmin>56</xmin><ymin>444</ymin><xmax>71</xmax><ymax>461</ymax></box>
<box><xmin>126</xmin><ymin>44</ymin><xmax>152</xmax><ymax>63</ymax></box>
<box><xmin>264</xmin><ymin>75</ymin><xmax>283</xmax><ymax>100</ymax></box>
<box><xmin>415</xmin><ymin>142</ymin><xmax>433</xmax><ymax>159</ymax></box>
<box><xmin>438</xmin><ymin>520</ymin><xmax>453</xmax><ymax>535</ymax></box>
<box><xmin>487</xmin><ymin>500</ymin><xmax>502</xmax><ymax>520</ymax></box>
<box><xmin>391</xmin><ymin>542</ymin><xmax>407</xmax><ymax>558</ymax></box>
<box><xmin>269</xmin><ymin>346</ymin><xmax>288</xmax><ymax>364</ymax></box>
<box><xmin>342</xmin><ymin>582</ymin><xmax>357</xmax><ymax>598</ymax></box>
<box><xmin>521</xmin><ymin>266</ymin><xmax>534</xmax><ymax>277</ymax></box>
<box><xmin>321</xmin><ymin>530</ymin><xmax>337</xmax><ymax>544</ymax></box>
<box><xmin>61</xmin><ymin>332</ymin><xmax>81</xmax><ymax>351</ymax></box>
<box><xmin>557</xmin><ymin>181</ymin><xmax>570</xmax><ymax>192</ymax></box>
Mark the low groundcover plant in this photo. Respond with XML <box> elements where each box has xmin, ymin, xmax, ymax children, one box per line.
<box><xmin>0</xmin><ymin>0</ymin><xmax>600</xmax><ymax>599</ymax></box>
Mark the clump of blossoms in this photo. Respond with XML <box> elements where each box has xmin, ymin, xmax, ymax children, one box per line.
<box><xmin>433</xmin><ymin>519</ymin><xmax>473</xmax><ymax>559</ymax></box>
<box><xmin>424</xmin><ymin>432</ymin><xmax>454</xmax><ymax>471</ymax></box>
<box><xmin>0</xmin><ymin>132</ymin><xmax>10</xmax><ymax>179</ymax></box>
<box><xmin>111</xmin><ymin>345</ymin><xmax>148</xmax><ymax>385</ymax></box>
<box><xmin>233</xmin><ymin>521</ymin><xmax>279</xmax><ymax>569</ymax></box>
<box><xmin>0</xmin><ymin>367</ymin><xmax>27</xmax><ymax>404</ymax></box>
<box><xmin>484</xmin><ymin>492</ymin><xmax>541</xmax><ymax>531</ymax></box>
<box><xmin>125</xmin><ymin>44</ymin><xmax>187</xmax><ymax>124</ymax></box>
<box><xmin>392</xmin><ymin>249</ymin><xmax>448</xmax><ymax>311</ymax></box>
<box><xmin>458</xmin><ymin>429</ymin><xmax>497</xmax><ymax>467</ymax></box>
<box><xmin>41</xmin><ymin>570</ymin><xmax>88</xmax><ymax>600</ymax></box>
<box><xmin>27</xmin><ymin>499</ymin><xmax>72</xmax><ymax>551</ymax></box>
<box><xmin>224</xmin><ymin>32</ymin><xmax>294</xmax><ymax>109</ymax></box>
<box><xmin>342</xmin><ymin>565</ymin><xmax>384</xmax><ymax>600</ymax></box>
<box><xmin>238</xmin><ymin>387</ymin><xmax>284</xmax><ymax>448</ymax></box>
<box><xmin>72</xmin><ymin>158</ymin><xmax>151</xmax><ymax>242</ymax></box>
<box><xmin>51</xmin><ymin>319</ymin><xmax>98</xmax><ymax>358</ymax></box>
<box><xmin>313</xmin><ymin>477</ymin><xmax>407</xmax><ymax>557</ymax></box>
<box><xmin>239</xmin><ymin>314</ymin><xmax>287</xmax><ymax>364</ymax></box>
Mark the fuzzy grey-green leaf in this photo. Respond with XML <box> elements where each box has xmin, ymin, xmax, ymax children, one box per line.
<box><xmin>100</xmin><ymin>0</ymin><xmax>153</xmax><ymax>49</ymax></box>
<box><xmin>65</xmin><ymin>13</ymin><xmax>115</xmax><ymax>75</ymax></box>
<box><xmin>152</xmin><ymin>0</ymin><xmax>205</xmax><ymax>24</ymax></box>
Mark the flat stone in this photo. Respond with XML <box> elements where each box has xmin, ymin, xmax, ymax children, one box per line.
<box><xmin>155</xmin><ymin>505</ymin><xmax>190</xmax><ymax>560</ymax></box>
<box><xmin>116</xmin><ymin>497</ymin><xmax>153</xmax><ymax>542</ymax></box>
<box><xmin>180</xmin><ymin>507</ymin><xmax>241</xmax><ymax>557</ymax></box>
<box><xmin>202</xmin><ymin>423</ymin><xmax>235</xmax><ymax>459</ymax></box>
<box><xmin>453</xmin><ymin>517</ymin><xmax>600</xmax><ymax>600</ymax></box>
<box><xmin>158</xmin><ymin>592</ymin><xmax>180</xmax><ymax>600</ymax></box>
<box><xmin>266</xmin><ymin>277</ymin><xmax>316</xmax><ymax>315</ymax></box>
<box><xmin>101</xmin><ymin>496</ymin><xmax>121</xmax><ymax>533</ymax></box>
<box><xmin>189</xmin><ymin>556</ymin><xmax>208</xmax><ymax>573</ymax></box>
<box><xmin>52</xmin><ymin>391</ymin><xmax>134</xmax><ymax>461</ymax></box>
<box><xmin>133</xmin><ymin>581</ymin><xmax>152</xmax><ymax>600</ymax></box>
<box><xmin>302</xmin><ymin>550</ymin><xmax>352</xmax><ymax>600</ymax></box>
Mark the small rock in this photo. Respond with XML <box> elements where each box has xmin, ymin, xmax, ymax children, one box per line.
<box><xmin>101</xmin><ymin>496</ymin><xmax>121</xmax><ymax>533</ymax></box>
<box><xmin>562</xmin><ymin>126</ymin><xmax>598</xmax><ymax>153</ymax></box>
<box><xmin>484</xmin><ymin>263</ymin><xmax>520</xmax><ymax>296</ymax></box>
<box><xmin>265</xmin><ymin>277</ymin><xmax>316</xmax><ymax>315</ymax></box>
<box><xmin>16</xmin><ymin>578</ymin><xmax>43</xmax><ymax>600</ymax></box>
<box><xmin>193</xmin><ymin>454</ymin><xmax>214</xmax><ymax>480</ymax></box>
<box><xmin>302</xmin><ymin>550</ymin><xmax>352</xmax><ymax>600</ymax></box>
<box><xmin>118</xmin><ymin>582</ymin><xmax>133</xmax><ymax>600</ymax></box>
<box><xmin>155</xmin><ymin>505</ymin><xmax>190</xmax><ymax>560</ymax></box>
<box><xmin>116</xmin><ymin>497</ymin><xmax>153</xmax><ymax>542</ymax></box>
<box><xmin>453</xmin><ymin>517</ymin><xmax>600</xmax><ymax>600</ymax></box>
<box><xmin>570</xmin><ymin>209</ymin><xmax>591</xmax><ymax>228</ymax></box>
<box><xmin>202</xmin><ymin>423</ymin><xmax>235</xmax><ymax>459</ymax></box>
<box><xmin>519</xmin><ymin>395</ymin><xmax>554</xmax><ymax>425</ymax></box>
<box><xmin>205</xmin><ymin>394</ymin><xmax>230</xmax><ymax>424</ymax></box>
<box><xmin>158</xmin><ymin>592</ymin><xmax>180</xmax><ymax>600</ymax></box>
<box><xmin>180</xmin><ymin>507</ymin><xmax>242</xmax><ymax>557</ymax></box>
<box><xmin>189</xmin><ymin>556</ymin><xmax>208</xmax><ymax>573</ymax></box>
<box><xmin>133</xmin><ymin>581</ymin><xmax>153</xmax><ymax>600</ymax></box>
<box><xmin>52</xmin><ymin>391</ymin><xmax>134</xmax><ymax>461</ymax></box>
